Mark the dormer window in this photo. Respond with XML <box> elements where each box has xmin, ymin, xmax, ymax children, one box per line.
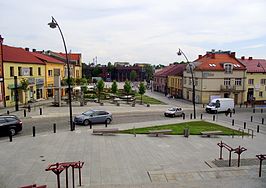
<box><xmin>224</xmin><ymin>63</ymin><xmax>233</xmax><ymax>74</ymax></box>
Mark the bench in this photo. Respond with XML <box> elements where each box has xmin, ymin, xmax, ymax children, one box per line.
<box><xmin>201</xmin><ymin>131</ymin><xmax>223</xmax><ymax>137</ymax></box>
<box><xmin>92</xmin><ymin>128</ymin><xmax>119</xmax><ymax>135</ymax></box>
<box><xmin>148</xmin><ymin>129</ymin><xmax>172</xmax><ymax>137</ymax></box>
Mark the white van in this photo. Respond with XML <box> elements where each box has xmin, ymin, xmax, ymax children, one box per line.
<box><xmin>205</xmin><ymin>98</ymin><xmax>235</xmax><ymax>113</ymax></box>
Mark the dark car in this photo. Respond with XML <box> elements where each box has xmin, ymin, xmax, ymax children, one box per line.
<box><xmin>74</xmin><ymin>109</ymin><xmax>112</xmax><ymax>126</ymax></box>
<box><xmin>0</xmin><ymin>115</ymin><xmax>22</xmax><ymax>136</ymax></box>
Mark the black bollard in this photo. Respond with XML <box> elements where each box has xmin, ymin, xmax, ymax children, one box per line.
<box><xmin>251</xmin><ymin>116</ymin><xmax>253</xmax><ymax>122</ymax></box>
<box><xmin>244</xmin><ymin>122</ymin><xmax>246</xmax><ymax>129</ymax></box>
<box><xmin>182</xmin><ymin>113</ymin><xmax>185</xmax><ymax>120</ymax></box>
<box><xmin>53</xmin><ymin>123</ymin><xmax>56</xmax><ymax>133</ymax></box>
<box><xmin>72</xmin><ymin>122</ymin><xmax>75</xmax><ymax>131</ymax></box>
<box><xmin>105</xmin><ymin>120</ymin><xmax>107</xmax><ymax>127</ymax></box>
<box><xmin>232</xmin><ymin>119</ymin><xmax>234</xmax><ymax>126</ymax></box>
<box><xmin>89</xmin><ymin>121</ymin><xmax>92</xmax><ymax>129</ymax></box>
<box><xmin>28</xmin><ymin>105</ymin><xmax>31</xmax><ymax>112</ymax></box>
<box><xmin>24</xmin><ymin>109</ymin><xmax>26</xmax><ymax>117</ymax></box>
<box><xmin>253</xmin><ymin>109</ymin><xmax>255</xmax><ymax>113</ymax></box>
<box><xmin>257</xmin><ymin>125</ymin><xmax>260</xmax><ymax>133</ymax></box>
<box><xmin>240</xmin><ymin>103</ymin><xmax>242</xmax><ymax>108</ymax></box>
<box><xmin>262</xmin><ymin>118</ymin><xmax>264</xmax><ymax>125</ymax></box>
<box><xmin>200</xmin><ymin>114</ymin><xmax>203</xmax><ymax>120</ymax></box>
<box><xmin>202</xmin><ymin>104</ymin><xmax>205</xmax><ymax>108</ymax></box>
<box><xmin>7</xmin><ymin>110</ymin><xmax>9</xmax><ymax>115</ymax></box>
<box><xmin>230</xmin><ymin>112</ymin><xmax>232</xmax><ymax>117</ymax></box>
<box><xmin>213</xmin><ymin>115</ymin><xmax>215</xmax><ymax>121</ymax></box>
<box><xmin>190</xmin><ymin>113</ymin><xmax>192</xmax><ymax>119</ymax></box>
<box><xmin>33</xmin><ymin>126</ymin><xmax>35</xmax><ymax>137</ymax></box>
<box><xmin>246</xmin><ymin>103</ymin><xmax>248</xmax><ymax>108</ymax></box>
<box><xmin>40</xmin><ymin>108</ymin><xmax>42</xmax><ymax>115</ymax></box>
<box><xmin>9</xmin><ymin>131</ymin><xmax>12</xmax><ymax>142</ymax></box>
<box><xmin>261</xmin><ymin>109</ymin><xmax>263</xmax><ymax>113</ymax></box>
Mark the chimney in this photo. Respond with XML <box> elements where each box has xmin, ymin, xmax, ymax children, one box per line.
<box><xmin>248</xmin><ymin>57</ymin><xmax>253</xmax><ymax>60</ymax></box>
<box><xmin>241</xmin><ymin>56</ymin><xmax>245</xmax><ymax>60</ymax></box>
<box><xmin>230</xmin><ymin>52</ymin><xmax>236</xmax><ymax>57</ymax></box>
<box><xmin>32</xmin><ymin>49</ymin><xmax>36</xmax><ymax>52</ymax></box>
<box><xmin>25</xmin><ymin>47</ymin><xmax>29</xmax><ymax>51</ymax></box>
<box><xmin>198</xmin><ymin>55</ymin><xmax>202</xmax><ymax>59</ymax></box>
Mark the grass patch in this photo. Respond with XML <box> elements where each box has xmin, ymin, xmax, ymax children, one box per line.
<box><xmin>135</xmin><ymin>94</ymin><xmax>165</xmax><ymax>104</ymax></box>
<box><xmin>120</xmin><ymin>121</ymin><xmax>246</xmax><ymax>136</ymax></box>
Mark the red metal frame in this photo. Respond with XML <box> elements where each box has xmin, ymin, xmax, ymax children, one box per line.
<box><xmin>256</xmin><ymin>154</ymin><xmax>266</xmax><ymax>177</ymax></box>
<box><xmin>46</xmin><ymin>161</ymin><xmax>84</xmax><ymax>188</ymax></box>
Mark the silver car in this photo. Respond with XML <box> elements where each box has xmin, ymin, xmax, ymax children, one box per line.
<box><xmin>164</xmin><ymin>107</ymin><xmax>184</xmax><ymax>117</ymax></box>
<box><xmin>74</xmin><ymin>110</ymin><xmax>112</xmax><ymax>126</ymax></box>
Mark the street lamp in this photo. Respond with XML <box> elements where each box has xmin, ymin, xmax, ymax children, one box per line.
<box><xmin>48</xmin><ymin>17</ymin><xmax>74</xmax><ymax>131</ymax></box>
<box><xmin>177</xmin><ymin>48</ymin><xmax>196</xmax><ymax>119</ymax></box>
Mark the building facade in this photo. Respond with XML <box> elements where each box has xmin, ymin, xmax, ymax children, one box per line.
<box><xmin>183</xmin><ymin>50</ymin><xmax>246</xmax><ymax>104</ymax></box>
<box><xmin>239</xmin><ymin>56</ymin><xmax>266</xmax><ymax>105</ymax></box>
<box><xmin>3</xmin><ymin>46</ymin><xmax>46</xmax><ymax>107</ymax></box>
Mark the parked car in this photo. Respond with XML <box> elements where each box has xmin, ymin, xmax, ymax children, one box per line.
<box><xmin>0</xmin><ymin>115</ymin><xmax>22</xmax><ymax>136</ymax></box>
<box><xmin>74</xmin><ymin>110</ymin><xmax>112</xmax><ymax>126</ymax></box>
<box><xmin>164</xmin><ymin>107</ymin><xmax>184</xmax><ymax>117</ymax></box>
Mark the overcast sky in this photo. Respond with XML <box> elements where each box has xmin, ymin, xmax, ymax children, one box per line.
<box><xmin>1</xmin><ymin>0</ymin><xmax>266</xmax><ymax>65</ymax></box>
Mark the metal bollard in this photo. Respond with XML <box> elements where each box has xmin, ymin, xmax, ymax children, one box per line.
<box><xmin>190</xmin><ymin>113</ymin><xmax>192</xmax><ymax>119</ymax></box>
<box><xmin>232</xmin><ymin>119</ymin><xmax>234</xmax><ymax>126</ymax></box>
<box><xmin>213</xmin><ymin>115</ymin><xmax>215</xmax><ymax>121</ymax></box>
<box><xmin>89</xmin><ymin>121</ymin><xmax>92</xmax><ymax>129</ymax></box>
<box><xmin>32</xmin><ymin>126</ymin><xmax>35</xmax><ymax>137</ymax></box>
<box><xmin>200</xmin><ymin>114</ymin><xmax>203</xmax><ymax>119</ymax></box>
<box><xmin>230</xmin><ymin>112</ymin><xmax>232</xmax><ymax>117</ymax></box>
<box><xmin>24</xmin><ymin>109</ymin><xmax>26</xmax><ymax>117</ymax></box>
<box><xmin>251</xmin><ymin>116</ymin><xmax>253</xmax><ymax>122</ymax></box>
<box><xmin>40</xmin><ymin>108</ymin><xmax>42</xmax><ymax>115</ymax></box>
<box><xmin>7</xmin><ymin>110</ymin><xmax>9</xmax><ymax>115</ymax></box>
<box><xmin>202</xmin><ymin>104</ymin><xmax>205</xmax><ymax>108</ymax></box>
<box><xmin>182</xmin><ymin>113</ymin><xmax>185</xmax><ymax>120</ymax></box>
<box><xmin>53</xmin><ymin>123</ymin><xmax>56</xmax><ymax>133</ymax></box>
<box><xmin>244</xmin><ymin>122</ymin><xmax>246</xmax><ymax>129</ymax></box>
<box><xmin>240</xmin><ymin>103</ymin><xmax>242</xmax><ymax>108</ymax></box>
<box><xmin>261</xmin><ymin>109</ymin><xmax>263</xmax><ymax>113</ymax></box>
<box><xmin>9</xmin><ymin>131</ymin><xmax>12</xmax><ymax>142</ymax></box>
<box><xmin>262</xmin><ymin>118</ymin><xmax>264</xmax><ymax>125</ymax></box>
<box><xmin>105</xmin><ymin>120</ymin><xmax>107</xmax><ymax>127</ymax></box>
<box><xmin>72</xmin><ymin>122</ymin><xmax>75</xmax><ymax>131</ymax></box>
<box><xmin>246</xmin><ymin>103</ymin><xmax>248</xmax><ymax>108</ymax></box>
<box><xmin>257</xmin><ymin>125</ymin><xmax>260</xmax><ymax>133</ymax></box>
<box><xmin>253</xmin><ymin>109</ymin><xmax>255</xmax><ymax>113</ymax></box>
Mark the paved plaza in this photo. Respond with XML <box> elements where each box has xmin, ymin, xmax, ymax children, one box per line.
<box><xmin>0</xmin><ymin>91</ymin><xmax>265</xmax><ymax>188</ymax></box>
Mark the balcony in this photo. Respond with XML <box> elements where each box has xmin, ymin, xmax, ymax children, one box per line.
<box><xmin>220</xmin><ymin>85</ymin><xmax>244</xmax><ymax>92</ymax></box>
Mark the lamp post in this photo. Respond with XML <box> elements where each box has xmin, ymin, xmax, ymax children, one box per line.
<box><xmin>0</xmin><ymin>35</ymin><xmax>5</xmax><ymax>107</ymax></box>
<box><xmin>177</xmin><ymin>48</ymin><xmax>196</xmax><ymax>119</ymax></box>
<box><xmin>48</xmin><ymin>17</ymin><xmax>74</xmax><ymax>131</ymax></box>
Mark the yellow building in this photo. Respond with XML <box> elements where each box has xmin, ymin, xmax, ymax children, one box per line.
<box><xmin>3</xmin><ymin>46</ymin><xmax>45</xmax><ymax>107</ymax></box>
<box><xmin>239</xmin><ymin>56</ymin><xmax>266</xmax><ymax>105</ymax></box>
<box><xmin>32</xmin><ymin>52</ymin><xmax>65</xmax><ymax>98</ymax></box>
<box><xmin>168</xmin><ymin>75</ymin><xmax>183</xmax><ymax>98</ymax></box>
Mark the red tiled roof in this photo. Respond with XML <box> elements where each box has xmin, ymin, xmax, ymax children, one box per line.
<box><xmin>194</xmin><ymin>52</ymin><xmax>246</xmax><ymax>71</ymax></box>
<box><xmin>155</xmin><ymin>64</ymin><xmax>186</xmax><ymax>77</ymax></box>
<box><xmin>54</xmin><ymin>52</ymin><xmax>81</xmax><ymax>61</ymax></box>
<box><xmin>31</xmin><ymin>52</ymin><xmax>64</xmax><ymax>64</ymax></box>
<box><xmin>238</xmin><ymin>58</ymin><xmax>266</xmax><ymax>73</ymax></box>
<box><xmin>3</xmin><ymin>45</ymin><xmax>45</xmax><ymax>64</ymax></box>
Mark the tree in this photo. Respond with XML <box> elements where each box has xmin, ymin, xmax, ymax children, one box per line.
<box><xmin>20</xmin><ymin>78</ymin><xmax>29</xmax><ymax>105</ymax></box>
<box><xmin>138</xmin><ymin>82</ymin><xmax>146</xmax><ymax>104</ymax></box>
<box><xmin>61</xmin><ymin>77</ymin><xmax>75</xmax><ymax>86</ymax></box>
<box><xmin>92</xmin><ymin>66</ymin><xmax>102</xmax><ymax>77</ymax></box>
<box><xmin>111</xmin><ymin>80</ymin><xmax>118</xmax><ymax>94</ymax></box>
<box><xmin>144</xmin><ymin>64</ymin><xmax>153</xmax><ymax>82</ymax></box>
<box><xmin>130</xmin><ymin>70</ymin><xmax>137</xmax><ymax>82</ymax></box>
<box><xmin>123</xmin><ymin>80</ymin><xmax>131</xmax><ymax>103</ymax></box>
<box><xmin>96</xmin><ymin>79</ymin><xmax>104</xmax><ymax>103</ymax></box>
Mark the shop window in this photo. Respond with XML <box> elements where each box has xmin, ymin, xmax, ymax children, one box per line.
<box><xmin>10</xmin><ymin>67</ymin><xmax>14</xmax><ymax>77</ymax></box>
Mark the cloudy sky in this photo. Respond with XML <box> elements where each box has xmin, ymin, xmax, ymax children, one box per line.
<box><xmin>1</xmin><ymin>0</ymin><xmax>266</xmax><ymax>65</ymax></box>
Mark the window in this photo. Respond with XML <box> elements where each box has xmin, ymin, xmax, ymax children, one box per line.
<box><xmin>30</xmin><ymin>67</ymin><xmax>33</xmax><ymax>76</ymax></box>
<box><xmin>183</xmin><ymin>78</ymin><xmax>186</xmax><ymax>84</ymax></box>
<box><xmin>76</xmin><ymin>70</ymin><xmax>79</xmax><ymax>78</ymax></box>
<box><xmin>248</xmin><ymin>79</ymin><xmax>254</xmax><ymax>85</ymax></box>
<box><xmin>235</xmin><ymin>78</ymin><xmax>242</xmax><ymax>86</ymax></box>
<box><xmin>195</xmin><ymin>78</ymin><xmax>198</xmax><ymax>86</ymax></box>
<box><xmin>224</xmin><ymin>78</ymin><xmax>231</xmax><ymax>85</ymax></box>
<box><xmin>48</xmin><ymin>70</ymin><xmax>53</xmax><ymax>77</ymax></box>
<box><xmin>18</xmin><ymin>67</ymin><xmax>22</xmax><ymax>76</ymax></box>
<box><xmin>224</xmin><ymin>64</ymin><xmax>233</xmax><ymax>74</ymax></box>
<box><xmin>38</xmin><ymin>67</ymin><xmax>41</xmax><ymax>76</ymax></box>
<box><xmin>261</xmin><ymin>79</ymin><xmax>266</xmax><ymax>85</ymax></box>
<box><xmin>10</xmin><ymin>67</ymin><xmax>14</xmax><ymax>77</ymax></box>
<box><xmin>189</xmin><ymin>78</ymin><xmax>192</xmax><ymax>85</ymax></box>
<box><xmin>259</xmin><ymin>91</ymin><xmax>263</xmax><ymax>97</ymax></box>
